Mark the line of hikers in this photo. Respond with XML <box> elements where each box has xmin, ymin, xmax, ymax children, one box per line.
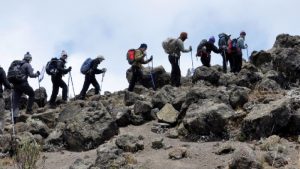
<box><xmin>0</xmin><ymin>30</ymin><xmax>247</xmax><ymax>124</ymax></box>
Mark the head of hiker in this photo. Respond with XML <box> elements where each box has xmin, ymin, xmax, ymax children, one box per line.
<box><xmin>179</xmin><ymin>32</ymin><xmax>188</xmax><ymax>41</ymax></box>
<box><xmin>139</xmin><ymin>43</ymin><xmax>147</xmax><ymax>52</ymax></box>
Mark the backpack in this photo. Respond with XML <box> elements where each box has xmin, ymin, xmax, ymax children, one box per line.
<box><xmin>80</xmin><ymin>58</ymin><xmax>93</xmax><ymax>74</ymax></box>
<box><xmin>196</xmin><ymin>39</ymin><xmax>208</xmax><ymax>57</ymax></box>
<box><xmin>46</xmin><ymin>58</ymin><xmax>59</xmax><ymax>75</ymax></box>
<box><xmin>162</xmin><ymin>38</ymin><xmax>178</xmax><ymax>54</ymax></box>
<box><xmin>218</xmin><ymin>33</ymin><xmax>230</xmax><ymax>47</ymax></box>
<box><xmin>127</xmin><ymin>49</ymin><xmax>136</xmax><ymax>65</ymax></box>
<box><xmin>7</xmin><ymin>60</ymin><xmax>26</xmax><ymax>84</ymax></box>
<box><xmin>228</xmin><ymin>38</ymin><xmax>239</xmax><ymax>53</ymax></box>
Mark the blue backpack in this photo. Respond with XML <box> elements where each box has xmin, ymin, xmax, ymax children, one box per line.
<box><xmin>80</xmin><ymin>58</ymin><xmax>93</xmax><ymax>74</ymax></box>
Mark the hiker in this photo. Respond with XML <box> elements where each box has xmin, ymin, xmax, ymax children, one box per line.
<box><xmin>218</xmin><ymin>33</ymin><xmax>234</xmax><ymax>73</ymax></box>
<box><xmin>168</xmin><ymin>32</ymin><xmax>192</xmax><ymax>87</ymax></box>
<box><xmin>235</xmin><ymin>31</ymin><xmax>248</xmax><ymax>72</ymax></box>
<box><xmin>128</xmin><ymin>43</ymin><xmax>153</xmax><ymax>92</ymax></box>
<box><xmin>0</xmin><ymin>65</ymin><xmax>12</xmax><ymax>132</ymax></box>
<box><xmin>78</xmin><ymin>56</ymin><xmax>107</xmax><ymax>99</ymax></box>
<box><xmin>196</xmin><ymin>36</ymin><xmax>220</xmax><ymax>67</ymax></box>
<box><xmin>49</xmin><ymin>50</ymin><xmax>72</xmax><ymax>108</ymax></box>
<box><xmin>11</xmin><ymin>52</ymin><xmax>40</xmax><ymax>122</ymax></box>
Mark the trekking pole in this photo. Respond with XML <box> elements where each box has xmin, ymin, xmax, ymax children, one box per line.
<box><xmin>246</xmin><ymin>47</ymin><xmax>249</xmax><ymax>59</ymax></box>
<box><xmin>9</xmin><ymin>92</ymin><xmax>16</xmax><ymax>157</ymax></box>
<box><xmin>190</xmin><ymin>50</ymin><xmax>194</xmax><ymax>72</ymax></box>
<box><xmin>69</xmin><ymin>72</ymin><xmax>76</xmax><ymax>99</ymax></box>
<box><xmin>100</xmin><ymin>72</ymin><xmax>105</xmax><ymax>95</ymax></box>
<box><xmin>223</xmin><ymin>50</ymin><xmax>228</xmax><ymax>70</ymax></box>
<box><xmin>146</xmin><ymin>55</ymin><xmax>156</xmax><ymax>90</ymax></box>
<box><xmin>67</xmin><ymin>73</ymin><xmax>71</xmax><ymax>99</ymax></box>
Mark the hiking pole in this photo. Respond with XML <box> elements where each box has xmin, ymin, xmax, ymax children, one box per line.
<box><xmin>9</xmin><ymin>92</ymin><xmax>16</xmax><ymax>157</ymax></box>
<box><xmin>67</xmin><ymin>73</ymin><xmax>71</xmax><ymax>99</ymax></box>
<box><xmin>190</xmin><ymin>50</ymin><xmax>194</xmax><ymax>72</ymax></box>
<box><xmin>69</xmin><ymin>72</ymin><xmax>76</xmax><ymax>99</ymax></box>
<box><xmin>146</xmin><ymin>55</ymin><xmax>156</xmax><ymax>90</ymax></box>
<box><xmin>100</xmin><ymin>72</ymin><xmax>105</xmax><ymax>95</ymax></box>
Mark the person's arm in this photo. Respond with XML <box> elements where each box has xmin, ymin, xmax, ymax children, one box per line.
<box><xmin>238</xmin><ymin>38</ymin><xmax>246</xmax><ymax>49</ymax></box>
<box><xmin>177</xmin><ymin>39</ymin><xmax>191</xmax><ymax>53</ymax></box>
<box><xmin>212</xmin><ymin>44</ymin><xmax>221</xmax><ymax>54</ymax></box>
<box><xmin>25</xmin><ymin>63</ymin><xmax>39</xmax><ymax>78</ymax></box>
<box><xmin>0</xmin><ymin>69</ymin><xmax>11</xmax><ymax>89</ymax></box>
<box><xmin>57</xmin><ymin>60</ymin><xmax>70</xmax><ymax>74</ymax></box>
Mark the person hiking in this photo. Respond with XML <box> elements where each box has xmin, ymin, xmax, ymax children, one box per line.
<box><xmin>11</xmin><ymin>52</ymin><xmax>40</xmax><ymax>122</ymax></box>
<box><xmin>78</xmin><ymin>55</ymin><xmax>107</xmax><ymax>100</ymax></box>
<box><xmin>49</xmin><ymin>50</ymin><xmax>72</xmax><ymax>108</ymax></box>
<box><xmin>218</xmin><ymin>33</ymin><xmax>233</xmax><ymax>73</ymax></box>
<box><xmin>235</xmin><ymin>31</ymin><xmax>248</xmax><ymax>72</ymax></box>
<box><xmin>128</xmin><ymin>43</ymin><xmax>153</xmax><ymax>92</ymax></box>
<box><xmin>0</xmin><ymin>65</ymin><xmax>12</xmax><ymax>132</ymax></box>
<box><xmin>168</xmin><ymin>32</ymin><xmax>192</xmax><ymax>87</ymax></box>
<box><xmin>196</xmin><ymin>36</ymin><xmax>220</xmax><ymax>67</ymax></box>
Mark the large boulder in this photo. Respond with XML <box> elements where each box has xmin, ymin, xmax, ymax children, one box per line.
<box><xmin>115</xmin><ymin>134</ymin><xmax>144</xmax><ymax>153</ymax></box>
<box><xmin>34</xmin><ymin>87</ymin><xmax>47</xmax><ymax>107</ymax></box>
<box><xmin>157</xmin><ymin>103</ymin><xmax>180</xmax><ymax>124</ymax></box>
<box><xmin>241</xmin><ymin>98</ymin><xmax>291</xmax><ymax>139</ymax></box>
<box><xmin>229</xmin><ymin>145</ymin><xmax>262</xmax><ymax>169</ymax></box>
<box><xmin>133</xmin><ymin>100</ymin><xmax>152</xmax><ymax>121</ymax></box>
<box><xmin>192</xmin><ymin>66</ymin><xmax>221</xmax><ymax>85</ymax></box>
<box><xmin>183</xmin><ymin>100</ymin><xmax>235</xmax><ymax>137</ymax></box>
<box><xmin>151</xmin><ymin>85</ymin><xmax>186</xmax><ymax>110</ymax></box>
<box><xmin>234</xmin><ymin>69</ymin><xmax>262</xmax><ymax>89</ymax></box>
<box><xmin>249</xmin><ymin>50</ymin><xmax>272</xmax><ymax>67</ymax></box>
<box><xmin>255</xmin><ymin>78</ymin><xmax>281</xmax><ymax>92</ymax></box>
<box><xmin>93</xmin><ymin>143</ymin><xmax>127</xmax><ymax>168</ymax></box>
<box><xmin>126</xmin><ymin>65</ymin><xmax>170</xmax><ymax>89</ymax></box>
<box><xmin>271</xmin><ymin>34</ymin><xmax>300</xmax><ymax>82</ymax></box>
<box><xmin>62</xmin><ymin>102</ymin><xmax>119</xmax><ymax>151</ymax></box>
<box><xmin>229</xmin><ymin>86</ymin><xmax>250</xmax><ymax>109</ymax></box>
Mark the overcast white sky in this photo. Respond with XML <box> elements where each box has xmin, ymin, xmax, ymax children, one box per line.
<box><xmin>0</xmin><ymin>0</ymin><xmax>299</xmax><ymax>97</ymax></box>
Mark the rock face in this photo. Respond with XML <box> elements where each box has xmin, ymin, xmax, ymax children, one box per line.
<box><xmin>272</xmin><ymin>34</ymin><xmax>300</xmax><ymax>82</ymax></box>
<box><xmin>62</xmin><ymin>102</ymin><xmax>119</xmax><ymax>151</ymax></box>
<box><xmin>241</xmin><ymin>98</ymin><xmax>291</xmax><ymax>139</ymax></box>
<box><xmin>183</xmin><ymin>100</ymin><xmax>235</xmax><ymax>137</ymax></box>
<box><xmin>126</xmin><ymin>65</ymin><xmax>170</xmax><ymax>89</ymax></box>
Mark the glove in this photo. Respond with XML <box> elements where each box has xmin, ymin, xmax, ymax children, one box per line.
<box><xmin>189</xmin><ymin>46</ymin><xmax>192</xmax><ymax>52</ymax></box>
<box><xmin>245</xmin><ymin>44</ymin><xmax>248</xmax><ymax>48</ymax></box>
<box><xmin>36</xmin><ymin>71</ymin><xmax>40</xmax><ymax>76</ymax></box>
<box><xmin>148</xmin><ymin>55</ymin><xmax>153</xmax><ymax>62</ymax></box>
<box><xmin>68</xmin><ymin>66</ymin><xmax>72</xmax><ymax>72</ymax></box>
<box><xmin>102</xmin><ymin>68</ymin><xmax>107</xmax><ymax>73</ymax></box>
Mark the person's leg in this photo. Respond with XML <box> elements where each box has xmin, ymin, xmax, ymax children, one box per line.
<box><xmin>168</xmin><ymin>55</ymin><xmax>176</xmax><ymax>86</ymax></box>
<box><xmin>174</xmin><ymin>57</ymin><xmax>181</xmax><ymax>87</ymax></box>
<box><xmin>237</xmin><ymin>53</ymin><xmax>243</xmax><ymax>72</ymax></box>
<box><xmin>79</xmin><ymin>75</ymin><xmax>91</xmax><ymax>98</ymax></box>
<box><xmin>222</xmin><ymin>53</ymin><xmax>227</xmax><ymax>73</ymax></box>
<box><xmin>58</xmin><ymin>78</ymin><xmax>68</xmax><ymax>101</ymax></box>
<box><xmin>49</xmin><ymin>76</ymin><xmax>60</xmax><ymax>105</ymax></box>
<box><xmin>90</xmin><ymin>76</ymin><xmax>100</xmax><ymax>94</ymax></box>
<box><xmin>12</xmin><ymin>87</ymin><xmax>21</xmax><ymax>119</ymax></box>
<box><xmin>128</xmin><ymin>66</ymin><xmax>138</xmax><ymax>91</ymax></box>
<box><xmin>22</xmin><ymin>83</ymin><xmax>35</xmax><ymax>113</ymax></box>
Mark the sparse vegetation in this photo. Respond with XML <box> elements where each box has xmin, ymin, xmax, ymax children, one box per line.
<box><xmin>14</xmin><ymin>139</ymin><xmax>41</xmax><ymax>169</ymax></box>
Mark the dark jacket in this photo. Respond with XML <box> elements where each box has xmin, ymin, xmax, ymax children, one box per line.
<box><xmin>55</xmin><ymin>58</ymin><xmax>70</xmax><ymax>76</ymax></box>
<box><xmin>197</xmin><ymin>41</ymin><xmax>220</xmax><ymax>55</ymax></box>
<box><xmin>0</xmin><ymin>67</ymin><xmax>11</xmax><ymax>95</ymax></box>
<box><xmin>20</xmin><ymin>60</ymin><xmax>39</xmax><ymax>81</ymax></box>
<box><xmin>88</xmin><ymin>59</ymin><xmax>104</xmax><ymax>75</ymax></box>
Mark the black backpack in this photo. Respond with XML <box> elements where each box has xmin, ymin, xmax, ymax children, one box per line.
<box><xmin>46</xmin><ymin>58</ymin><xmax>59</xmax><ymax>75</ymax></box>
<box><xmin>218</xmin><ymin>33</ymin><xmax>230</xmax><ymax>47</ymax></box>
<box><xmin>7</xmin><ymin>60</ymin><xmax>26</xmax><ymax>84</ymax></box>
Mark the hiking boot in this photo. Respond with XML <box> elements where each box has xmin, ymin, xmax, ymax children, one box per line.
<box><xmin>48</xmin><ymin>103</ymin><xmax>57</xmax><ymax>109</ymax></box>
<box><xmin>60</xmin><ymin>100</ymin><xmax>67</xmax><ymax>104</ymax></box>
<box><xmin>19</xmin><ymin>114</ymin><xmax>30</xmax><ymax>122</ymax></box>
<box><xmin>25</xmin><ymin>109</ymin><xmax>34</xmax><ymax>115</ymax></box>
